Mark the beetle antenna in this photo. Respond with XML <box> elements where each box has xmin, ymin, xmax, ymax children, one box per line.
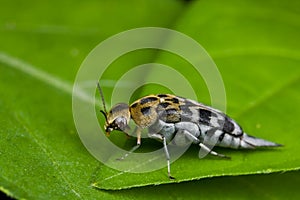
<box><xmin>97</xmin><ymin>82</ymin><xmax>108</xmax><ymax>116</ymax></box>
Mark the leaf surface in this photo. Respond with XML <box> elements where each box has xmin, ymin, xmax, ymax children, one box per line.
<box><xmin>0</xmin><ymin>0</ymin><xmax>299</xmax><ymax>199</ymax></box>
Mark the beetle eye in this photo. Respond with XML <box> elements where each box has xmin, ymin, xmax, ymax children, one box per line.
<box><xmin>105</xmin><ymin>117</ymin><xmax>128</xmax><ymax>133</ymax></box>
<box><xmin>105</xmin><ymin>127</ymin><xmax>113</xmax><ymax>132</ymax></box>
<box><xmin>114</xmin><ymin>117</ymin><xmax>127</xmax><ymax>131</ymax></box>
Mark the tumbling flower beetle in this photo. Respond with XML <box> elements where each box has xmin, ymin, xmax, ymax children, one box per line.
<box><xmin>97</xmin><ymin>83</ymin><xmax>281</xmax><ymax>179</ymax></box>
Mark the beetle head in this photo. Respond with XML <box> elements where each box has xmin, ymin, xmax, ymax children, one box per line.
<box><xmin>102</xmin><ymin>103</ymin><xmax>130</xmax><ymax>135</ymax></box>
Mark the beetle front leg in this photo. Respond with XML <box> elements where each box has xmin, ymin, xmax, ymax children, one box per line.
<box><xmin>117</xmin><ymin>127</ymin><xmax>142</xmax><ymax>161</ymax></box>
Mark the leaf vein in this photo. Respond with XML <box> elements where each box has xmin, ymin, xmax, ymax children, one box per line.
<box><xmin>236</xmin><ymin>75</ymin><xmax>299</xmax><ymax>118</ymax></box>
<box><xmin>14</xmin><ymin>114</ymin><xmax>83</xmax><ymax>199</ymax></box>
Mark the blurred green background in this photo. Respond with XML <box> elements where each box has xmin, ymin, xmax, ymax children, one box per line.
<box><xmin>1</xmin><ymin>0</ymin><xmax>300</xmax><ymax>199</ymax></box>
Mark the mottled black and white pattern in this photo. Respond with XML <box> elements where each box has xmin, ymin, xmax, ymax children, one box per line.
<box><xmin>149</xmin><ymin>96</ymin><xmax>280</xmax><ymax>150</ymax></box>
<box><xmin>98</xmin><ymin>79</ymin><xmax>282</xmax><ymax>180</ymax></box>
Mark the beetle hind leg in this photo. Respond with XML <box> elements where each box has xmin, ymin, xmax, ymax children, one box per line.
<box><xmin>181</xmin><ymin>129</ymin><xmax>230</xmax><ymax>159</ymax></box>
<box><xmin>198</xmin><ymin>143</ymin><xmax>230</xmax><ymax>159</ymax></box>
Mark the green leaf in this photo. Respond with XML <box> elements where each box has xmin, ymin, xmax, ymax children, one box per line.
<box><xmin>106</xmin><ymin>171</ymin><xmax>300</xmax><ymax>200</ymax></box>
<box><xmin>0</xmin><ymin>0</ymin><xmax>185</xmax><ymax>199</ymax></box>
<box><xmin>92</xmin><ymin>0</ymin><xmax>300</xmax><ymax>190</ymax></box>
<box><xmin>1</xmin><ymin>0</ymin><xmax>300</xmax><ymax>199</ymax></box>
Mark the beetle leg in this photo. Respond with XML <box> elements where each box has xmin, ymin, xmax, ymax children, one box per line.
<box><xmin>162</xmin><ymin>136</ymin><xmax>175</xmax><ymax>180</ymax></box>
<box><xmin>147</xmin><ymin>133</ymin><xmax>175</xmax><ymax>180</ymax></box>
<box><xmin>117</xmin><ymin>127</ymin><xmax>142</xmax><ymax>161</ymax></box>
<box><xmin>198</xmin><ymin>143</ymin><xmax>230</xmax><ymax>159</ymax></box>
<box><xmin>180</xmin><ymin>129</ymin><xmax>230</xmax><ymax>159</ymax></box>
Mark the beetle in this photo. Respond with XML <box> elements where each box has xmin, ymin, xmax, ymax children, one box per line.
<box><xmin>97</xmin><ymin>83</ymin><xmax>281</xmax><ymax>179</ymax></box>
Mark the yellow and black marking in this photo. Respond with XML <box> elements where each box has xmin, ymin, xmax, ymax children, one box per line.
<box><xmin>129</xmin><ymin>94</ymin><xmax>183</xmax><ymax>128</ymax></box>
<box><xmin>97</xmin><ymin>81</ymin><xmax>282</xmax><ymax>180</ymax></box>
